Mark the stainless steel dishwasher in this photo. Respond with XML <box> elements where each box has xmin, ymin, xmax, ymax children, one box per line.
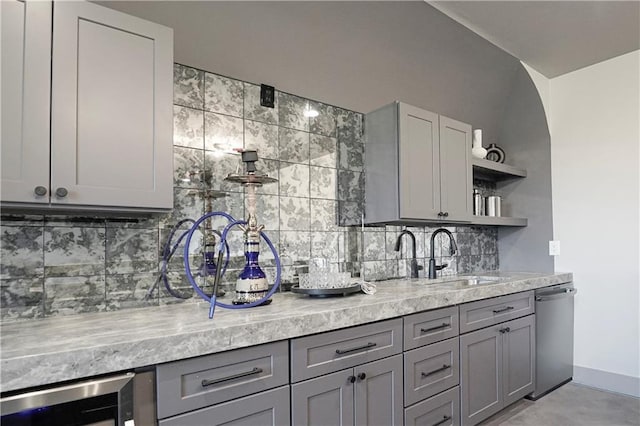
<box><xmin>527</xmin><ymin>283</ymin><xmax>577</xmax><ymax>400</ymax></box>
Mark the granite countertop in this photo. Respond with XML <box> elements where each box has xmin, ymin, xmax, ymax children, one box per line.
<box><xmin>0</xmin><ymin>271</ymin><xmax>572</xmax><ymax>392</ymax></box>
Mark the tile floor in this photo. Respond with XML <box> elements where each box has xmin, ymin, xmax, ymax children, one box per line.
<box><xmin>480</xmin><ymin>383</ymin><xmax>640</xmax><ymax>426</ymax></box>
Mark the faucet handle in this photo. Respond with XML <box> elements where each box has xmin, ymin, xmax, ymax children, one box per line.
<box><xmin>435</xmin><ymin>263</ymin><xmax>448</xmax><ymax>271</ymax></box>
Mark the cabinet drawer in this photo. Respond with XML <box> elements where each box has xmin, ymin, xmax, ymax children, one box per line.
<box><xmin>404</xmin><ymin>337</ymin><xmax>459</xmax><ymax>407</ymax></box>
<box><xmin>156</xmin><ymin>341</ymin><xmax>288</xmax><ymax>419</ymax></box>
<box><xmin>459</xmin><ymin>291</ymin><xmax>534</xmax><ymax>333</ymax></box>
<box><xmin>405</xmin><ymin>386</ymin><xmax>460</xmax><ymax>426</ymax></box>
<box><xmin>159</xmin><ymin>385</ymin><xmax>290</xmax><ymax>426</ymax></box>
<box><xmin>404</xmin><ymin>306</ymin><xmax>459</xmax><ymax>350</ymax></box>
<box><xmin>291</xmin><ymin>318</ymin><xmax>403</xmax><ymax>382</ymax></box>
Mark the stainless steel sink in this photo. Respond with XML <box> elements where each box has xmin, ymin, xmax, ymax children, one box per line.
<box><xmin>438</xmin><ymin>276</ymin><xmax>507</xmax><ymax>286</ymax></box>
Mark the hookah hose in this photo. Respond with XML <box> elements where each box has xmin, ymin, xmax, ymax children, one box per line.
<box><xmin>183</xmin><ymin>211</ymin><xmax>282</xmax><ymax>319</ymax></box>
<box><xmin>145</xmin><ymin>218</ymin><xmax>230</xmax><ymax>300</ymax></box>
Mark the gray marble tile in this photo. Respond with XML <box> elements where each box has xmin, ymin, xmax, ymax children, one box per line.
<box><xmin>310</xmin><ymin>232</ymin><xmax>341</xmax><ymax>263</ymax></box>
<box><xmin>279</xmin><ymin>92</ymin><xmax>310</xmax><ymax>132</ymax></box>
<box><xmin>247</xmin><ymin>193</ymin><xmax>279</xmax><ymax>231</ymax></box>
<box><xmin>336</xmin><ymin>108</ymin><xmax>363</xmax><ymax>146</ymax></box>
<box><xmin>343</xmin><ymin>228</ymin><xmax>362</xmax><ymax>263</ymax></box>
<box><xmin>257</xmin><ymin>230</ymin><xmax>279</xmax><ymax>266</ymax></box>
<box><xmin>44</xmin><ymin>275</ymin><xmax>106</xmax><ymax>316</ymax></box>
<box><xmin>279</xmin><ymin>231</ymin><xmax>311</xmax><ymax>266</ymax></box>
<box><xmin>253</xmin><ymin>158</ymin><xmax>280</xmax><ymax>196</ymax></box>
<box><xmin>386</xmin><ymin>260</ymin><xmax>400</xmax><ymax>279</ymax></box>
<box><xmin>480</xmin><ymin>254</ymin><xmax>499</xmax><ymax>271</ymax></box>
<box><xmin>158</xmin><ymin>225</ymin><xmax>197</xmax><ymax>273</ymax></box>
<box><xmin>439</xmin><ymin>256</ymin><xmax>458</xmax><ymax>276</ymax></box>
<box><xmin>204</xmin><ymin>73</ymin><xmax>243</xmax><ymax>117</ymax></box>
<box><xmin>174</xmin><ymin>64</ymin><xmax>204</xmax><ymax>109</ymax></box>
<box><xmin>401</xmin><ymin>227</ymin><xmax>425</xmax><ymax>259</ymax></box>
<box><xmin>0</xmin><ymin>277</ymin><xmax>44</xmax><ymax>320</ymax></box>
<box><xmin>204</xmin><ymin>112</ymin><xmax>244</xmax><ymax>153</ymax></box>
<box><xmin>159</xmin><ymin>272</ymin><xmax>196</xmax><ymax>304</ymax></box>
<box><xmin>279</xmin><ymin>196</ymin><xmax>310</xmax><ymax>231</ymax></box>
<box><xmin>480</xmin><ymin>230</ymin><xmax>498</xmax><ymax>255</ymax></box>
<box><xmin>363</xmin><ymin>230</ymin><xmax>386</xmax><ymax>261</ymax></box>
<box><xmin>105</xmin><ymin>228</ymin><xmax>157</xmax><ymax>274</ymax></box>
<box><xmin>174</xmin><ymin>146</ymin><xmax>204</xmax><ymax>188</ymax></box>
<box><xmin>279</xmin><ymin>128</ymin><xmax>309</xmax><ymax>164</ymax></box>
<box><xmin>279</xmin><ymin>162</ymin><xmax>309</xmax><ymax>198</ymax></box>
<box><xmin>309</xmin><ymin>101</ymin><xmax>336</xmax><ymax>137</ymax></box>
<box><xmin>310</xmin><ymin>134</ymin><xmax>338</xmax><ymax>168</ymax></box>
<box><xmin>105</xmin><ymin>273</ymin><xmax>159</xmax><ymax>311</ymax></box>
<box><xmin>385</xmin><ymin>230</ymin><xmax>400</xmax><ymax>260</ymax></box>
<box><xmin>173</xmin><ymin>106</ymin><xmax>204</xmax><ymax>149</ymax></box>
<box><xmin>0</xmin><ymin>226</ymin><xmax>43</xmax><ymax>279</ymax></box>
<box><xmin>338</xmin><ymin>170</ymin><xmax>364</xmax><ymax>202</ymax></box>
<box><xmin>43</xmin><ymin>227</ymin><xmax>105</xmax><ymax>277</ymax></box>
<box><xmin>339</xmin><ymin>134</ymin><xmax>364</xmax><ymax>171</ymax></box>
<box><xmin>203</xmin><ymin>151</ymin><xmax>242</xmax><ymax>192</ymax></box>
<box><xmin>310</xmin><ymin>199</ymin><xmax>338</xmax><ymax>232</ymax></box>
<box><xmin>105</xmin><ymin>217</ymin><xmax>159</xmax><ymax>229</ymax></box>
<box><xmin>159</xmin><ymin>188</ymin><xmax>204</xmax><ymax>228</ymax></box>
<box><xmin>363</xmin><ymin>260</ymin><xmax>387</xmax><ymax>281</ymax></box>
<box><xmin>244</xmin><ymin>120</ymin><xmax>279</xmax><ymax>160</ymax></box>
<box><xmin>310</xmin><ymin>166</ymin><xmax>337</xmax><ymax>200</ymax></box>
<box><xmin>338</xmin><ymin>201</ymin><xmax>363</xmax><ymax>227</ymax></box>
<box><xmin>207</xmin><ymin>191</ymin><xmax>245</xmax><ymax>230</ymax></box>
<box><xmin>244</xmin><ymin>83</ymin><xmax>278</xmax><ymax>125</ymax></box>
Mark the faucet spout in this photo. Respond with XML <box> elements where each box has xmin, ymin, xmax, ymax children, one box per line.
<box><xmin>428</xmin><ymin>228</ymin><xmax>458</xmax><ymax>279</ymax></box>
<box><xmin>395</xmin><ymin>230</ymin><xmax>421</xmax><ymax>278</ymax></box>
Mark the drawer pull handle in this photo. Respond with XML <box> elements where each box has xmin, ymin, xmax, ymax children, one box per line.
<box><xmin>499</xmin><ymin>327</ymin><xmax>511</xmax><ymax>334</ymax></box>
<box><xmin>432</xmin><ymin>415</ymin><xmax>452</xmax><ymax>426</ymax></box>
<box><xmin>335</xmin><ymin>342</ymin><xmax>377</xmax><ymax>355</ymax></box>
<box><xmin>492</xmin><ymin>306</ymin><xmax>514</xmax><ymax>314</ymax></box>
<box><xmin>421</xmin><ymin>364</ymin><xmax>451</xmax><ymax>378</ymax></box>
<box><xmin>421</xmin><ymin>323</ymin><xmax>450</xmax><ymax>334</ymax></box>
<box><xmin>201</xmin><ymin>367</ymin><xmax>263</xmax><ymax>387</ymax></box>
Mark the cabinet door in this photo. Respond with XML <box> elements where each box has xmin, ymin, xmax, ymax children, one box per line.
<box><xmin>159</xmin><ymin>385</ymin><xmax>290</xmax><ymax>426</ymax></box>
<box><xmin>51</xmin><ymin>1</ymin><xmax>173</xmax><ymax>210</ymax></box>
<box><xmin>460</xmin><ymin>326</ymin><xmax>503</xmax><ymax>425</ymax></box>
<box><xmin>439</xmin><ymin>116</ymin><xmax>472</xmax><ymax>221</ymax></box>
<box><xmin>503</xmin><ymin>315</ymin><xmax>535</xmax><ymax>406</ymax></box>
<box><xmin>398</xmin><ymin>103</ymin><xmax>441</xmax><ymax>220</ymax></box>
<box><xmin>292</xmin><ymin>369</ymin><xmax>355</xmax><ymax>426</ymax></box>
<box><xmin>1</xmin><ymin>0</ymin><xmax>51</xmax><ymax>204</ymax></box>
<box><xmin>354</xmin><ymin>354</ymin><xmax>403</xmax><ymax>426</ymax></box>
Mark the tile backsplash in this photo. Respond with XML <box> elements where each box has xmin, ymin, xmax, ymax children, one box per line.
<box><xmin>0</xmin><ymin>64</ymin><xmax>498</xmax><ymax>321</ymax></box>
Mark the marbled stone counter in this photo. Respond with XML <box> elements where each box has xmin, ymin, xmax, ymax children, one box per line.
<box><xmin>1</xmin><ymin>271</ymin><xmax>571</xmax><ymax>392</ymax></box>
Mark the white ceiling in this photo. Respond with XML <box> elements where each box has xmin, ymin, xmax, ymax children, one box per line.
<box><xmin>430</xmin><ymin>1</ymin><xmax>640</xmax><ymax>78</ymax></box>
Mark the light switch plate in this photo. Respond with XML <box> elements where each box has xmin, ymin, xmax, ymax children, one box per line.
<box><xmin>549</xmin><ymin>240</ymin><xmax>561</xmax><ymax>256</ymax></box>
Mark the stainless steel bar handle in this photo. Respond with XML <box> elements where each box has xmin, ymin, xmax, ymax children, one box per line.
<box><xmin>432</xmin><ymin>415</ymin><xmax>452</xmax><ymax>426</ymax></box>
<box><xmin>421</xmin><ymin>323</ymin><xmax>451</xmax><ymax>333</ymax></box>
<box><xmin>493</xmin><ymin>306</ymin><xmax>514</xmax><ymax>314</ymax></box>
<box><xmin>421</xmin><ymin>364</ymin><xmax>451</xmax><ymax>377</ymax></box>
<box><xmin>536</xmin><ymin>288</ymin><xmax>577</xmax><ymax>301</ymax></box>
<box><xmin>335</xmin><ymin>342</ymin><xmax>377</xmax><ymax>355</ymax></box>
<box><xmin>34</xmin><ymin>186</ymin><xmax>47</xmax><ymax>196</ymax></box>
<box><xmin>201</xmin><ymin>367</ymin><xmax>263</xmax><ymax>387</ymax></box>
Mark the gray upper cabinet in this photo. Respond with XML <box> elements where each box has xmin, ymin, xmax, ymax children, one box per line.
<box><xmin>1</xmin><ymin>0</ymin><xmax>174</xmax><ymax>212</ymax></box>
<box><xmin>365</xmin><ymin>101</ymin><xmax>472</xmax><ymax>224</ymax></box>
<box><xmin>1</xmin><ymin>0</ymin><xmax>52</xmax><ymax>205</ymax></box>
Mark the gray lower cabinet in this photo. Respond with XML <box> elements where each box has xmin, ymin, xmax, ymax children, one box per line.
<box><xmin>158</xmin><ymin>385</ymin><xmax>290</xmax><ymax>426</ymax></box>
<box><xmin>405</xmin><ymin>386</ymin><xmax>460</xmax><ymax>426</ymax></box>
<box><xmin>292</xmin><ymin>354</ymin><xmax>403</xmax><ymax>426</ymax></box>
<box><xmin>460</xmin><ymin>314</ymin><xmax>535</xmax><ymax>425</ymax></box>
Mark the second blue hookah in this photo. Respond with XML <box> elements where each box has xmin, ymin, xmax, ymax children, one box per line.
<box><xmin>183</xmin><ymin>150</ymin><xmax>281</xmax><ymax>319</ymax></box>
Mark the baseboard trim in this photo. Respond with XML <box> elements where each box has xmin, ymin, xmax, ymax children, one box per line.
<box><xmin>573</xmin><ymin>366</ymin><xmax>640</xmax><ymax>398</ymax></box>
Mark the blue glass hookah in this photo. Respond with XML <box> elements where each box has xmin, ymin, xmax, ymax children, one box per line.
<box><xmin>182</xmin><ymin>150</ymin><xmax>281</xmax><ymax>318</ymax></box>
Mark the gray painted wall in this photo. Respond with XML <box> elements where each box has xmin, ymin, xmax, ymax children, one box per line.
<box><xmin>497</xmin><ymin>66</ymin><xmax>554</xmax><ymax>273</ymax></box>
<box><xmin>96</xmin><ymin>1</ymin><xmax>520</xmax><ymax>145</ymax></box>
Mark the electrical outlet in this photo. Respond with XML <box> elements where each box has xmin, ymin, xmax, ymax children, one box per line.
<box><xmin>260</xmin><ymin>84</ymin><xmax>275</xmax><ymax>108</ymax></box>
<box><xmin>549</xmin><ymin>240</ymin><xmax>561</xmax><ymax>256</ymax></box>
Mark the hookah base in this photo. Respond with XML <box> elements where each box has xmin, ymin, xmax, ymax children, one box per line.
<box><xmin>231</xmin><ymin>298</ymin><xmax>272</xmax><ymax>306</ymax></box>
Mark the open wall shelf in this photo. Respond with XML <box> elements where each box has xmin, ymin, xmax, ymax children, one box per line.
<box><xmin>472</xmin><ymin>158</ymin><xmax>527</xmax><ymax>181</ymax></box>
<box><xmin>470</xmin><ymin>216</ymin><xmax>528</xmax><ymax>227</ymax></box>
